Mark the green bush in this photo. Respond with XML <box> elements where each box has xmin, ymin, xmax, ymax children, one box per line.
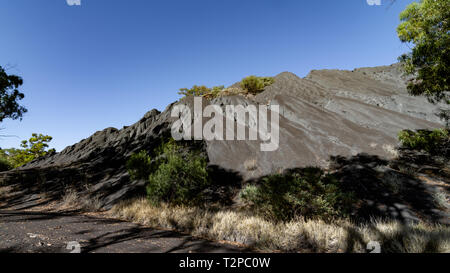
<box><xmin>0</xmin><ymin>150</ymin><xmax>12</xmax><ymax>172</ymax></box>
<box><xmin>126</xmin><ymin>150</ymin><xmax>153</xmax><ymax>180</ymax></box>
<box><xmin>398</xmin><ymin>129</ymin><xmax>449</xmax><ymax>155</ymax></box>
<box><xmin>0</xmin><ymin>158</ymin><xmax>11</xmax><ymax>172</ymax></box>
<box><xmin>147</xmin><ymin>144</ymin><xmax>210</xmax><ymax>206</ymax></box>
<box><xmin>240</xmin><ymin>76</ymin><xmax>274</xmax><ymax>94</ymax></box>
<box><xmin>127</xmin><ymin>140</ymin><xmax>211</xmax><ymax>206</ymax></box>
<box><xmin>240</xmin><ymin>168</ymin><xmax>354</xmax><ymax>222</ymax></box>
<box><xmin>178</xmin><ymin>85</ymin><xmax>211</xmax><ymax>97</ymax></box>
<box><xmin>208</xmin><ymin>85</ymin><xmax>225</xmax><ymax>99</ymax></box>
<box><xmin>178</xmin><ymin>85</ymin><xmax>225</xmax><ymax>98</ymax></box>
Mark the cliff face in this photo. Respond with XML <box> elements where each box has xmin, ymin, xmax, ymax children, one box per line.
<box><xmin>1</xmin><ymin>64</ymin><xmax>446</xmax><ymax>208</ymax></box>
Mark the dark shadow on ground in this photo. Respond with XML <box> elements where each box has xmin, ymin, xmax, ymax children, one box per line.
<box><xmin>0</xmin><ymin>210</ymin><xmax>248</xmax><ymax>253</ymax></box>
<box><xmin>329</xmin><ymin>153</ymin><xmax>449</xmax><ymax>225</ymax></box>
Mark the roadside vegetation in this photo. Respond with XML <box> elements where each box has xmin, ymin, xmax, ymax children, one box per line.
<box><xmin>146</xmin><ymin>141</ymin><xmax>210</xmax><ymax>206</ymax></box>
<box><xmin>122</xmin><ymin>136</ymin><xmax>450</xmax><ymax>253</ymax></box>
<box><xmin>127</xmin><ymin>139</ymin><xmax>212</xmax><ymax>206</ymax></box>
<box><xmin>110</xmin><ymin>198</ymin><xmax>449</xmax><ymax>253</ymax></box>
<box><xmin>127</xmin><ymin>139</ymin><xmax>354</xmax><ymax>221</ymax></box>
<box><xmin>240</xmin><ymin>168</ymin><xmax>354</xmax><ymax>222</ymax></box>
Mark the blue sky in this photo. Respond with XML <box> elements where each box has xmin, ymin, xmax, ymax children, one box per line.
<box><xmin>0</xmin><ymin>0</ymin><xmax>415</xmax><ymax>151</ymax></box>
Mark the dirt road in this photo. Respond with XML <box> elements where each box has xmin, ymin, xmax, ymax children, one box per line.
<box><xmin>0</xmin><ymin>209</ymin><xmax>246</xmax><ymax>253</ymax></box>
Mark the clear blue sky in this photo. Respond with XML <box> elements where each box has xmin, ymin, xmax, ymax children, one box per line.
<box><xmin>0</xmin><ymin>0</ymin><xmax>415</xmax><ymax>151</ymax></box>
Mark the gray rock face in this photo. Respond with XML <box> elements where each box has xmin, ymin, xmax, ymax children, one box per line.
<box><xmin>205</xmin><ymin>64</ymin><xmax>444</xmax><ymax>179</ymax></box>
<box><xmin>1</xmin><ymin>64</ymin><xmax>447</xmax><ymax>206</ymax></box>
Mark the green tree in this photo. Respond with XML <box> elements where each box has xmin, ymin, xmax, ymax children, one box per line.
<box><xmin>397</xmin><ymin>0</ymin><xmax>450</xmax><ymax>104</ymax></box>
<box><xmin>19</xmin><ymin>133</ymin><xmax>55</xmax><ymax>158</ymax></box>
<box><xmin>0</xmin><ymin>133</ymin><xmax>55</xmax><ymax>169</ymax></box>
<box><xmin>0</xmin><ymin>66</ymin><xmax>27</xmax><ymax>123</ymax></box>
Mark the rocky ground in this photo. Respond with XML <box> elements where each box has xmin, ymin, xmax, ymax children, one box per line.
<box><xmin>0</xmin><ymin>210</ymin><xmax>247</xmax><ymax>253</ymax></box>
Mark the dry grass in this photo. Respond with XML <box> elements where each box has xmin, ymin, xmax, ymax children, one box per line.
<box><xmin>0</xmin><ymin>186</ymin><xmax>9</xmax><ymax>196</ymax></box>
<box><xmin>61</xmin><ymin>189</ymin><xmax>79</xmax><ymax>208</ymax></box>
<box><xmin>382</xmin><ymin>144</ymin><xmax>399</xmax><ymax>158</ymax></box>
<box><xmin>202</xmin><ymin>87</ymin><xmax>250</xmax><ymax>100</ymax></box>
<box><xmin>0</xmin><ymin>186</ymin><xmax>12</xmax><ymax>200</ymax></box>
<box><xmin>381</xmin><ymin>171</ymin><xmax>405</xmax><ymax>194</ymax></box>
<box><xmin>244</xmin><ymin>158</ymin><xmax>258</xmax><ymax>171</ymax></box>
<box><xmin>61</xmin><ymin>189</ymin><xmax>103</xmax><ymax>211</ymax></box>
<box><xmin>110</xmin><ymin>198</ymin><xmax>450</xmax><ymax>253</ymax></box>
<box><xmin>433</xmin><ymin>190</ymin><xmax>449</xmax><ymax>209</ymax></box>
<box><xmin>81</xmin><ymin>195</ymin><xmax>103</xmax><ymax>211</ymax></box>
<box><xmin>221</xmin><ymin>87</ymin><xmax>248</xmax><ymax>96</ymax></box>
<box><xmin>397</xmin><ymin>164</ymin><xmax>417</xmax><ymax>176</ymax></box>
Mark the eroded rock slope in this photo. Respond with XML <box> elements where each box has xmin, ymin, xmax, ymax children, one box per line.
<box><xmin>1</xmin><ymin>64</ymin><xmax>446</xmax><ymax>208</ymax></box>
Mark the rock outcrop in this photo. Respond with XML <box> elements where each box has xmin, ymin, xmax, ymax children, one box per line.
<box><xmin>1</xmin><ymin>63</ymin><xmax>447</xmax><ymax>208</ymax></box>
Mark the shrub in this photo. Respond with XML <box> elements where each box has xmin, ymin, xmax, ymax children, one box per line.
<box><xmin>240</xmin><ymin>76</ymin><xmax>274</xmax><ymax>94</ymax></box>
<box><xmin>209</xmin><ymin>85</ymin><xmax>225</xmax><ymax>98</ymax></box>
<box><xmin>178</xmin><ymin>85</ymin><xmax>211</xmax><ymax>97</ymax></box>
<box><xmin>127</xmin><ymin>140</ymin><xmax>211</xmax><ymax>206</ymax></box>
<box><xmin>0</xmin><ymin>158</ymin><xmax>11</xmax><ymax>172</ymax></box>
<box><xmin>178</xmin><ymin>85</ymin><xmax>225</xmax><ymax>98</ymax></box>
<box><xmin>240</xmin><ymin>168</ymin><xmax>354</xmax><ymax>222</ymax></box>
<box><xmin>178</xmin><ymin>76</ymin><xmax>275</xmax><ymax>99</ymax></box>
<box><xmin>436</xmin><ymin>109</ymin><xmax>450</xmax><ymax>129</ymax></box>
<box><xmin>0</xmin><ymin>149</ymin><xmax>12</xmax><ymax>171</ymax></box>
<box><xmin>398</xmin><ymin>129</ymin><xmax>449</xmax><ymax>155</ymax></box>
<box><xmin>433</xmin><ymin>190</ymin><xmax>448</xmax><ymax>209</ymax></box>
<box><xmin>126</xmin><ymin>150</ymin><xmax>153</xmax><ymax>180</ymax></box>
<box><xmin>203</xmin><ymin>87</ymin><xmax>248</xmax><ymax>99</ymax></box>
<box><xmin>147</xmin><ymin>141</ymin><xmax>210</xmax><ymax>206</ymax></box>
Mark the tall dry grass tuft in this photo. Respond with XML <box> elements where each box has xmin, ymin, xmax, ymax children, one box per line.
<box><xmin>61</xmin><ymin>189</ymin><xmax>79</xmax><ymax>208</ymax></box>
<box><xmin>61</xmin><ymin>189</ymin><xmax>103</xmax><ymax>211</ymax></box>
<box><xmin>110</xmin><ymin>198</ymin><xmax>450</xmax><ymax>253</ymax></box>
<box><xmin>244</xmin><ymin>158</ymin><xmax>258</xmax><ymax>171</ymax></box>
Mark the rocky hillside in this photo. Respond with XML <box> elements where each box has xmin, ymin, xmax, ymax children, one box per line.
<box><xmin>0</xmin><ymin>63</ymin><xmax>446</xmax><ymax>209</ymax></box>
